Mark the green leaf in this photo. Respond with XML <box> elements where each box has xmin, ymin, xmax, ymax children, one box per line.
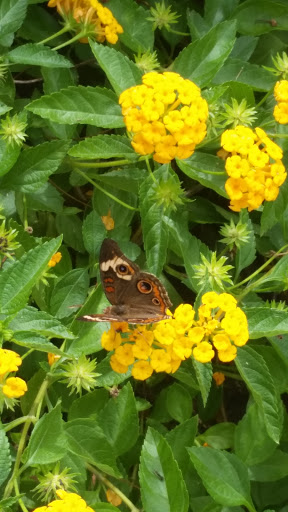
<box><xmin>95</xmin><ymin>355</ymin><xmax>131</xmax><ymax>387</ymax></box>
<box><xmin>26</xmin><ymin>183</ymin><xmax>64</xmax><ymax>213</ymax></box>
<box><xmin>64</xmin><ymin>418</ymin><xmax>121</xmax><ymax>477</ymax></box>
<box><xmin>139</xmin><ymin>166</ymin><xmax>170</xmax><ymax>275</ymax></box>
<box><xmin>253</xmin><ymin>254</ymin><xmax>288</xmax><ymax>292</ymax></box>
<box><xmin>165</xmin><ymin>416</ymin><xmax>198</xmax><ymax>472</ymax></box>
<box><xmin>198</xmin><ymin>423</ymin><xmax>235</xmax><ymax>450</ymax></box>
<box><xmin>212</xmin><ymin>58</ymin><xmax>275</xmax><ymax>91</ymax></box>
<box><xmin>108</xmin><ymin>0</ymin><xmax>154</xmax><ymax>52</ymax></box>
<box><xmin>0</xmin><ymin>100</ymin><xmax>12</xmax><ymax>116</ymax></box>
<box><xmin>68</xmin><ymin>389</ymin><xmax>109</xmax><ymax>421</ymax></box>
<box><xmin>173</xmin><ymin>21</ymin><xmax>236</xmax><ymax>87</ymax></box>
<box><xmin>26</xmin><ymin>86</ymin><xmax>124</xmax><ymax>128</ymax></box>
<box><xmin>235</xmin><ymin>346</ymin><xmax>281</xmax><ymax>443</ymax></box>
<box><xmin>139</xmin><ymin>427</ymin><xmax>189</xmax><ymax>512</ymax></box>
<box><xmin>234</xmin><ymin>209</ymin><xmax>256</xmax><ymax>279</ymax></box>
<box><xmin>249</xmin><ymin>449</ymin><xmax>288</xmax><ymax>482</ymax></box>
<box><xmin>234</xmin><ymin>0</ymin><xmax>288</xmax><ymax>36</ymax></box>
<box><xmin>55</xmin><ymin>212</ymin><xmax>85</xmax><ymax>253</ymax></box>
<box><xmin>177</xmin><ymin>153</ymin><xmax>227</xmax><ymax>197</ymax></box>
<box><xmin>188</xmin><ymin>446</ymin><xmax>254</xmax><ymax>508</ymax></box>
<box><xmin>245</xmin><ymin>307</ymin><xmax>288</xmax><ymax>338</ymax></box>
<box><xmin>0</xmin><ymin>138</ymin><xmax>21</xmax><ymax>177</ymax></box>
<box><xmin>261</xmin><ymin>180</ymin><xmax>288</xmax><ymax>235</ymax></box>
<box><xmin>0</xmin><ymin>0</ymin><xmax>27</xmax><ymax>42</ymax></box>
<box><xmin>92</xmin><ymin>167</ymin><xmax>146</xmax><ymax>194</ymax></box>
<box><xmin>82</xmin><ymin>211</ymin><xmax>106</xmax><ymax>260</ymax></box>
<box><xmin>1</xmin><ymin>140</ymin><xmax>70</xmax><ymax>193</ymax></box>
<box><xmin>9</xmin><ymin>306</ymin><xmax>74</xmax><ymax>339</ymax></box>
<box><xmin>204</xmin><ymin>0</ymin><xmax>239</xmax><ymax>25</ymax></box>
<box><xmin>12</xmin><ymin>331</ymin><xmax>68</xmax><ymax>355</ymax></box>
<box><xmin>8</xmin><ymin>43</ymin><xmax>72</xmax><ymax>68</ymax></box>
<box><xmin>89</xmin><ymin>41</ymin><xmax>142</xmax><ymax>95</ymax></box>
<box><xmin>269</xmin><ymin>334</ymin><xmax>288</xmax><ymax>370</ymax></box>
<box><xmin>166</xmin><ymin>383</ymin><xmax>192</xmax><ymax>423</ymax></box>
<box><xmin>0</xmin><ymin>237</ymin><xmax>62</xmax><ymax>315</ymax></box>
<box><xmin>235</xmin><ymin>402</ymin><xmax>277</xmax><ymax>466</ymax></box>
<box><xmin>50</xmin><ymin>268</ymin><xmax>90</xmax><ymax>319</ymax></box>
<box><xmin>96</xmin><ymin>383</ymin><xmax>139</xmax><ymax>456</ymax></box>
<box><xmin>69</xmin><ymin>134</ymin><xmax>136</xmax><ymax>160</ymax></box>
<box><xmin>26</xmin><ymin>403</ymin><xmax>68</xmax><ymax>465</ymax></box>
<box><xmin>192</xmin><ymin>358</ymin><xmax>212</xmax><ymax>407</ymax></box>
<box><xmin>0</xmin><ymin>429</ymin><xmax>11</xmax><ymax>486</ymax></box>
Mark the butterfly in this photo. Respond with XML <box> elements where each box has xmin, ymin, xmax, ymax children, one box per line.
<box><xmin>79</xmin><ymin>239</ymin><xmax>172</xmax><ymax>324</ymax></box>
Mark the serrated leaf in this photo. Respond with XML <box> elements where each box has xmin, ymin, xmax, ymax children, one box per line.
<box><xmin>245</xmin><ymin>307</ymin><xmax>288</xmax><ymax>338</ymax></box>
<box><xmin>0</xmin><ymin>138</ymin><xmax>21</xmax><ymax>177</ymax></box>
<box><xmin>64</xmin><ymin>418</ymin><xmax>122</xmax><ymax>477</ymax></box>
<box><xmin>82</xmin><ymin>211</ymin><xmax>106</xmax><ymax>260</ymax></box>
<box><xmin>26</xmin><ymin>403</ymin><xmax>68</xmax><ymax>465</ymax></box>
<box><xmin>177</xmin><ymin>153</ymin><xmax>227</xmax><ymax>197</ymax></box>
<box><xmin>165</xmin><ymin>416</ymin><xmax>198</xmax><ymax>470</ymax></box>
<box><xmin>213</xmin><ymin>58</ymin><xmax>275</xmax><ymax>91</ymax></box>
<box><xmin>1</xmin><ymin>140</ymin><xmax>70</xmax><ymax>193</ymax></box>
<box><xmin>69</xmin><ymin>134</ymin><xmax>136</xmax><ymax>160</ymax></box>
<box><xmin>12</xmin><ymin>331</ymin><xmax>67</xmax><ymax>355</ymax></box>
<box><xmin>235</xmin><ymin>346</ymin><xmax>280</xmax><ymax>443</ymax></box>
<box><xmin>192</xmin><ymin>359</ymin><xmax>212</xmax><ymax>407</ymax></box>
<box><xmin>26</xmin><ymin>86</ymin><xmax>124</xmax><ymax>128</ymax></box>
<box><xmin>9</xmin><ymin>306</ymin><xmax>74</xmax><ymax>339</ymax></box>
<box><xmin>108</xmin><ymin>0</ymin><xmax>154</xmax><ymax>52</ymax></box>
<box><xmin>0</xmin><ymin>429</ymin><xmax>11</xmax><ymax>486</ymax></box>
<box><xmin>188</xmin><ymin>446</ymin><xmax>253</xmax><ymax>508</ymax></box>
<box><xmin>139</xmin><ymin>166</ymin><xmax>171</xmax><ymax>275</ymax></box>
<box><xmin>0</xmin><ymin>0</ymin><xmax>27</xmax><ymax>41</ymax></box>
<box><xmin>139</xmin><ymin>427</ymin><xmax>189</xmax><ymax>512</ymax></box>
<box><xmin>26</xmin><ymin>182</ymin><xmax>64</xmax><ymax>213</ymax></box>
<box><xmin>173</xmin><ymin>21</ymin><xmax>236</xmax><ymax>87</ymax></box>
<box><xmin>92</xmin><ymin>167</ymin><xmax>146</xmax><ymax>194</ymax></box>
<box><xmin>96</xmin><ymin>383</ymin><xmax>139</xmax><ymax>456</ymax></box>
<box><xmin>0</xmin><ymin>237</ymin><xmax>62</xmax><ymax>315</ymax></box>
<box><xmin>50</xmin><ymin>268</ymin><xmax>89</xmax><ymax>319</ymax></box>
<box><xmin>235</xmin><ymin>402</ymin><xmax>277</xmax><ymax>466</ymax></box>
<box><xmin>89</xmin><ymin>41</ymin><xmax>142</xmax><ymax>95</ymax></box>
<box><xmin>8</xmin><ymin>43</ymin><xmax>72</xmax><ymax>68</ymax></box>
<box><xmin>198</xmin><ymin>423</ymin><xmax>235</xmax><ymax>450</ymax></box>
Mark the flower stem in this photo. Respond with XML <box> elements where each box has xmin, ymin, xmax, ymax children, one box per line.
<box><xmin>4</xmin><ymin>415</ymin><xmax>36</xmax><ymax>433</ymax></box>
<box><xmin>36</xmin><ymin>25</ymin><xmax>71</xmax><ymax>46</ymax></box>
<box><xmin>74</xmin><ymin>168</ymin><xmax>139</xmax><ymax>211</ymax></box>
<box><xmin>53</xmin><ymin>30</ymin><xmax>92</xmax><ymax>51</ymax></box>
<box><xmin>145</xmin><ymin>156</ymin><xmax>156</xmax><ymax>182</ymax></box>
<box><xmin>168</xmin><ymin>28</ymin><xmax>190</xmax><ymax>36</ymax></box>
<box><xmin>86</xmin><ymin>463</ymin><xmax>140</xmax><ymax>512</ymax></box>
<box><xmin>73</xmin><ymin>158</ymin><xmax>135</xmax><ymax>168</ymax></box>
<box><xmin>4</xmin><ymin>377</ymin><xmax>50</xmax><ymax>499</ymax></box>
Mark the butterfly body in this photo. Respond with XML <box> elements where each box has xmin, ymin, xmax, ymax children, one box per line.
<box><xmin>80</xmin><ymin>239</ymin><xmax>172</xmax><ymax>324</ymax></box>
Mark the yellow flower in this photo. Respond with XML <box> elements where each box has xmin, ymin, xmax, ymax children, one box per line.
<box><xmin>219</xmin><ymin>125</ymin><xmax>286</xmax><ymax>211</ymax></box>
<box><xmin>218</xmin><ymin>345</ymin><xmax>237</xmax><ymax>362</ymax></box>
<box><xmin>274</xmin><ymin>80</ymin><xmax>288</xmax><ymax>102</ymax></box>
<box><xmin>48</xmin><ymin>252</ymin><xmax>62</xmax><ymax>268</ymax></box>
<box><xmin>212</xmin><ymin>333</ymin><xmax>231</xmax><ymax>351</ymax></box>
<box><xmin>110</xmin><ymin>354</ymin><xmax>129</xmax><ymax>374</ymax></box>
<box><xmin>153</xmin><ymin>321</ymin><xmax>176</xmax><ymax>345</ymax></box>
<box><xmin>193</xmin><ymin>342</ymin><xmax>215</xmax><ymax>363</ymax></box>
<box><xmin>101</xmin><ymin>329</ymin><xmax>122</xmax><ymax>351</ymax></box>
<box><xmin>150</xmin><ymin>349</ymin><xmax>172</xmax><ymax>372</ymax></box>
<box><xmin>33</xmin><ymin>489</ymin><xmax>94</xmax><ymax>511</ymax></box>
<box><xmin>48</xmin><ymin>353</ymin><xmax>61</xmax><ymax>366</ymax></box>
<box><xmin>0</xmin><ymin>349</ymin><xmax>22</xmax><ymax>376</ymax></box>
<box><xmin>3</xmin><ymin>377</ymin><xmax>27</xmax><ymax>398</ymax></box>
<box><xmin>213</xmin><ymin>372</ymin><xmax>225</xmax><ymax>386</ymax></box>
<box><xmin>131</xmin><ymin>360</ymin><xmax>153</xmax><ymax>380</ymax></box>
<box><xmin>101</xmin><ymin>210</ymin><xmax>115</xmax><ymax>230</ymax></box>
<box><xmin>114</xmin><ymin>344</ymin><xmax>135</xmax><ymax>366</ymax></box>
<box><xmin>119</xmin><ymin>72</ymin><xmax>208</xmax><ymax>164</ymax></box>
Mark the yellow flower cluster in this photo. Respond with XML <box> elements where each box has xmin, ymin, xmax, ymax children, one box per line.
<box><xmin>48</xmin><ymin>252</ymin><xmax>62</xmax><ymax>268</ymax></box>
<box><xmin>48</xmin><ymin>0</ymin><xmax>123</xmax><ymax>44</ymax></box>
<box><xmin>220</xmin><ymin>125</ymin><xmax>286</xmax><ymax>211</ymax></box>
<box><xmin>0</xmin><ymin>348</ymin><xmax>27</xmax><ymax>399</ymax></box>
<box><xmin>119</xmin><ymin>71</ymin><xmax>208</xmax><ymax>164</ymax></box>
<box><xmin>101</xmin><ymin>292</ymin><xmax>249</xmax><ymax>380</ymax></box>
<box><xmin>273</xmin><ymin>80</ymin><xmax>288</xmax><ymax>124</ymax></box>
<box><xmin>33</xmin><ymin>489</ymin><xmax>94</xmax><ymax>512</ymax></box>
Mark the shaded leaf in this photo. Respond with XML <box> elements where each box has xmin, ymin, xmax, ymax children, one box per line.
<box><xmin>8</xmin><ymin>43</ymin><xmax>72</xmax><ymax>68</ymax></box>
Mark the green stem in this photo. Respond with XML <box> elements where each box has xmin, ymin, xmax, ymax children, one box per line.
<box><xmin>145</xmin><ymin>156</ymin><xmax>157</xmax><ymax>183</ymax></box>
<box><xmin>267</xmin><ymin>132</ymin><xmax>288</xmax><ymax>139</ymax></box>
<box><xmin>37</xmin><ymin>25</ymin><xmax>71</xmax><ymax>46</ymax></box>
<box><xmin>74</xmin><ymin>168</ymin><xmax>139</xmax><ymax>211</ymax></box>
<box><xmin>228</xmin><ymin>243</ymin><xmax>288</xmax><ymax>292</ymax></box>
<box><xmin>255</xmin><ymin>86</ymin><xmax>274</xmax><ymax>109</ymax></box>
<box><xmin>4</xmin><ymin>377</ymin><xmax>50</xmax><ymax>499</ymax></box>
<box><xmin>168</xmin><ymin>29</ymin><xmax>190</xmax><ymax>36</ymax></box>
<box><xmin>53</xmin><ymin>30</ymin><xmax>93</xmax><ymax>51</ymax></box>
<box><xmin>14</xmin><ymin>479</ymin><xmax>29</xmax><ymax>512</ymax></box>
<box><xmin>73</xmin><ymin>158</ymin><xmax>136</xmax><ymax>169</ymax></box>
<box><xmin>86</xmin><ymin>463</ymin><xmax>140</xmax><ymax>512</ymax></box>
<box><xmin>164</xmin><ymin>264</ymin><xmax>187</xmax><ymax>280</ymax></box>
<box><xmin>198</xmin><ymin>169</ymin><xmax>226</xmax><ymax>176</ymax></box>
<box><xmin>22</xmin><ymin>194</ymin><xmax>28</xmax><ymax>231</ymax></box>
<box><xmin>4</xmin><ymin>415</ymin><xmax>36</xmax><ymax>433</ymax></box>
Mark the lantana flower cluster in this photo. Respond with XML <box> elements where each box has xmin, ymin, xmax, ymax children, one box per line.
<box><xmin>273</xmin><ymin>80</ymin><xmax>288</xmax><ymax>124</ymax></box>
<box><xmin>101</xmin><ymin>292</ymin><xmax>249</xmax><ymax>381</ymax></box>
<box><xmin>33</xmin><ymin>489</ymin><xmax>94</xmax><ymax>512</ymax></box>
<box><xmin>119</xmin><ymin>71</ymin><xmax>209</xmax><ymax>164</ymax></box>
<box><xmin>220</xmin><ymin>125</ymin><xmax>286</xmax><ymax>211</ymax></box>
<box><xmin>0</xmin><ymin>348</ymin><xmax>27</xmax><ymax>408</ymax></box>
<box><xmin>48</xmin><ymin>0</ymin><xmax>123</xmax><ymax>44</ymax></box>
